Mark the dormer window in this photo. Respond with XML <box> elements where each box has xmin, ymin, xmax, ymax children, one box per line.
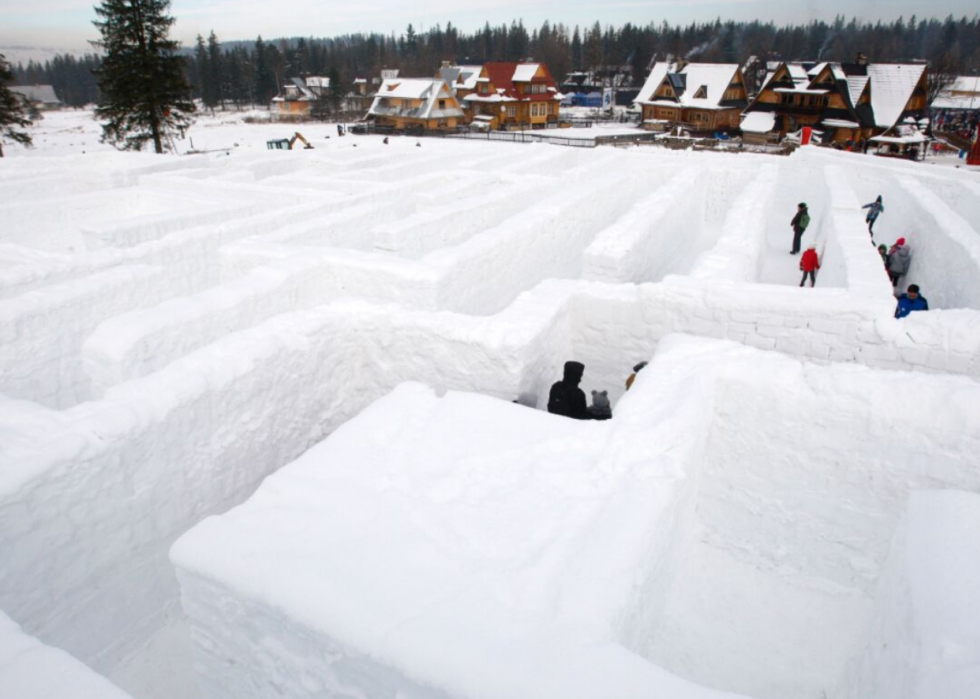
<box><xmin>694</xmin><ymin>85</ymin><xmax>708</xmax><ymax>99</ymax></box>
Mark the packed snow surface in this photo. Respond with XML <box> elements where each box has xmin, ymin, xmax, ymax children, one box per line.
<box><xmin>171</xmin><ymin>337</ymin><xmax>980</xmax><ymax>699</ymax></box>
<box><xmin>1</xmin><ymin>109</ymin><xmax>979</xmax><ymax>699</ymax></box>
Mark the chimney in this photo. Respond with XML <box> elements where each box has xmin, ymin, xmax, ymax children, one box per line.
<box><xmin>441</xmin><ymin>60</ymin><xmax>452</xmax><ymax>69</ymax></box>
<box><xmin>856</xmin><ymin>52</ymin><xmax>868</xmax><ymax>66</ymax></box>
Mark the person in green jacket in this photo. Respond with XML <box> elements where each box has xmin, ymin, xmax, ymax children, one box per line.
<box><xmin>790</xmin><ymin>202</ymin><xmax>810</xmax><ymax>255</ymax></box>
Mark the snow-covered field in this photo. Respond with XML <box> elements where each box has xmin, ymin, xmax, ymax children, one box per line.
<box><xmin>1</xmin><ymin>109</ymin><xmax>980</xmax><ymax>699</ymax></box>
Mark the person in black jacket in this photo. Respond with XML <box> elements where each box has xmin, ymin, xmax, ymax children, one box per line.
<box><xmin>548</xmin><ymin>361</ymin><xmax>591</xmax><ymax>420</ymax></box>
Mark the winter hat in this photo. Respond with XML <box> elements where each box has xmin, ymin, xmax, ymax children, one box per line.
<box><xmin>908</xmin><ymin>284</ymin><xmax>920</xmax><ymax>294</ymax></box>
<box><xmin>798</xmin><ymin>202</ymin><xmax>807</xmax><ymax>208</ymax></box>
<box><xmin>896</xmin><ymin>237</ymin><xmax>906</xmax><ymax>246</ymax></box>
<box><xmin>878</xmin><ymin>244</ymin><xmax>887</xmax><ymax>252</ymax></box>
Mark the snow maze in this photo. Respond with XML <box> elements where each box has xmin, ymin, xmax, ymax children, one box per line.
<box><xmin>2</xmin><ymin>136</ymin><xmax>980</xmax><ymax>699</ymax></box>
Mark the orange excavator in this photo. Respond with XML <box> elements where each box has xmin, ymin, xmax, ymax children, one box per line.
<box><xmin>266</xmin><ymin>132</ymin><xmax>315</xmax><ymax>150</ymax></box>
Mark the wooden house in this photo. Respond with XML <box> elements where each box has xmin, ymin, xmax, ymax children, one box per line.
<box><xmin>10</xmin><ymin>85</ymin><xmax>61</xmax><ymax>111</ymax></box>
<box><xmin>636</xmin><ymin>62</ymin><xmax>748</xmax><ymax>134</ymax></box>
<box><xmin>462</xmin><ymin>62</ymin><xmax>563</xmax><ymax>130</ymax></box>
<box><xmin>741</xmin><ymin>58</ymin><xmax>928</xmax><ymax>143</ymax></box>
<box><xmin>272</xmin><ymin>76</ymin><xmax>329</xmax><ymax>117</ymax></box>
<box><xmin>367</xmin><ymin>78</ymin><xmax>465</xmax><ymax>132</ymax></box>
<box><xmin>437</xmin><ymin>64</ymin><xmax>482</xmax><ymax>109</ymax></box>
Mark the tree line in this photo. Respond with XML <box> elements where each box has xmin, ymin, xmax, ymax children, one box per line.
<box><xmin>11</xmin><ymin>14</ymin><xmax>980</xmax><ymax>110</ymax></box>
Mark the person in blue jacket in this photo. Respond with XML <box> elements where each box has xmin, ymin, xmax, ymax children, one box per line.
<box><xmin>895</xmin><ymin>284</ymin><xmax>929</xmax><ymax>319</ymax></box>
<box><xmin>862</xmin><ymin>195</ymin><xmax>884</xmax><ymax>235</ymax></box>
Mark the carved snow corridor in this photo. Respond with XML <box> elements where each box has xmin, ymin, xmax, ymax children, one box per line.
<box><xmin>2</xmin><ymin>134</ymin><xmax>979</xmax><ymax>699</ymax></box>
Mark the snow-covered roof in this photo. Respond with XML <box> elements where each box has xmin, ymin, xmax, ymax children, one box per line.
<box><xmin>676</xmin><ymin>64</ymin><xmax>741</xmax><ymax>108</ymax></box>
<box><xmin>438</xmin><ymin>65</ymin><xmax>482</xmax><ymax>92</ymax></box>
<box><xmin>845</xmin><ymin>76</ymin><xmax>870</xmax><ymax>108</ymax></box>
<box><xmin>10</xmin><ymin>84</ymin><xmax>59</xmax><ymax>104</ymax></box>
<box><xmin>870</xmin><ymin>132</ymin><xmax>928</xmax><ymax>144</ymax></box>
<box><xmin>741</xmin><ymin>111</ymin><xmax>777</xmax><ymax>133</ymax></box>
<box><xmin>291</xmin><ymin>77</ymin><xmax>317</xmax><ymax>100</ymax></box>
<box><xmin>948</xmin><ymin>76</ymin><xmax>980</xmax><ymax>94</ymax></box>
<box><xmin>638</xmin><ymin>63</ymin><xmax>740</xmax><ymax>110</ymax></box>
<box><xmin>774</xmin><ymin>87</ymin><xmax>829</xmax><ymax>95</ymax></box>
<box><xmin>512</xmin><ymin>63</ymin><xmax>540</xmax><ymax>82</ymax></box>
<box><xmin>822</xmin><ymin>119</ymin><xmax>861</xmax><ymax>128</ymax></box>
<box><xmin>635</xmin><ymin>62</ymin><xmax>676</xmax><ymax>104</ymax></box>
<box><xmin>368</xmin><ymin>79</ymin><xmax>464</xmax><ymax>120</ymax></box>
<box><xmin>932</xmin><ymin>76</ymin><xmax>980</xmax><ymax>110</ymax></box>
<box><xmin>867</xmin><ymin>64</ymin><xmax>927</xmax><ymax>129</ymax></box>
<box><xmin>786</xmin><ymin>65</ymin><xmax>811</xmax><ymax>86</ymax></box>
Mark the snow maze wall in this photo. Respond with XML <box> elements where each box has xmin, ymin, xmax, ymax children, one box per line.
<box><xmin>1</xmin><ymin>138</ymin><xmax>980</xmax><ymax>699</ymax></box>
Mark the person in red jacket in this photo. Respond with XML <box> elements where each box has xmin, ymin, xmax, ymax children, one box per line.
<box><xmin>799</xmin><ymin>243</ymin><xmax>820</xmax><ymax>287</ymax></box>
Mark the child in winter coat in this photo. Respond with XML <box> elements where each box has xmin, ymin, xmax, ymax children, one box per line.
<box><xmin>887</xmin><ymin>238</ymin><xmax>911</xmax><ymax>286</ymax></box>
<box><xmin>895</xmin><ymin>284</ymin><xmax>929</xmax><ymax>318</ymax></box>
<box><xmin>799</xmin><ymin>243</ymin><xmax>820</xmax><ymax>287</ymax></box>
<box><xmin>862</xmin><ymin>195</ymin><xmax>884</xmax><ymax>235</ymax></box>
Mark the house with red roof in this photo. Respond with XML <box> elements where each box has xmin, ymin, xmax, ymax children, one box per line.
<box><xmin>463</xmin><ymin>62</ymin><xmax>563</xmax><ymax>130</ymax></box>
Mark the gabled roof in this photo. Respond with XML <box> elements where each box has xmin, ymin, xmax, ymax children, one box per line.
<box><xmin>643</xmin><ymin>63</ymin><xmax>743</xmax><ymax>110</ymax></box>
<box><xmin>746</xmin><ymin>60</ymin><xmax>926</xmax><ymax>131</ymax></box>
<box><xmin>867</xmin><ymin>63</ymin><xmax>927</xmax><ymax>129</ymax></box>
<box><xmin>438</xmin><ymin>65</ymin><xmax>482</xmax><ymax>92</ymax></box>
<box><xmin>368</xmin><ymin>78</ymin><xmax>464</xmax><ymax>120</ymax></box>
<box><xmin>468</xmin><ymin>62</ymin><xmax>561</xmax><ymax>103</ymax></box>
<box><xmin>635</xmin><ymin>62</ymin><xmax>676</xmax><ymax>103</ymax></box>
<box><xmin>10</xmin><ymin>85</ymin><xmax>59</xmax><ymax>104</ymax></box>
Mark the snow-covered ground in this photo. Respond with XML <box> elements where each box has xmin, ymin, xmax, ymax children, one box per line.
<box><xmin>1</xmin><ymin>109</ymin><xmax>979</xmax><ymax>699</ymax></box>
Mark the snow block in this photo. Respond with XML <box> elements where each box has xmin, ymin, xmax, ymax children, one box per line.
<box><xmin>171</xmin><ymin>336</ymin><xmax>980</xmax><ymax>699</ymax></box>
<box><xmin>0</xmin><ymin>609</ymin><xmax>134</xmax><ymax>699</ymax></box>
<box><xmin>842</xmin><ymin>491</ymin><xmax>980</xmax><ymax>699</ymax></box>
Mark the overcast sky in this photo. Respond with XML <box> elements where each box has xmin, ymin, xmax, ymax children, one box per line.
<box><xmin>1</xmin><ymin>0</ymin><xmax>977</xmax><ymax>54</ymax></box>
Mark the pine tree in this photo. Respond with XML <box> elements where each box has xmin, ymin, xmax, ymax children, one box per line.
<box><xmin>194</xmin><ymin>35</ymin><xmax>209</xmax><ymax>102</ymax></box>
<box><xmin>571</xmin><ymin>27</ymin><xmax>583</xmax><ymax>71</ymax></box>
<box><xmin>253</xmin><ymin>36</ymin><xmax>277</xmax><ymax>105</ymax></box>
<box><xmin>0</xmin><ymin>53</ymin><xmax>33</xmax><ymax>157</ymax></box>
<box><xmin>328</xmin><ymin>66</ymin><xmax>343</xmax><ymax>114</ymax></box>
<box><xmin>91</xmin><ymin>0</ymin><xmax>195</xmax><ymax>153</ymax></box>
<box><xmin>207</xmin><ymin>31</ymin><xmax>224</xmax><ymax>111</ymax></box>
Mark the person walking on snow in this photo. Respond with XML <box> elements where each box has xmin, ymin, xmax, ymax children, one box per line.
<box><xmin>548</xmin><ymin>361</ymin><xmax>591</xmax><ymax>420</ymax></box>
<box><xmin>887</xmin><ymin>238</ymin><xmax>911</xmax><ymax>287</ymax></box>
<box><xmin>862</xmin><ymin>195</ymin><xmax>884</xmax><ymax>235</ymax></box>
<box><xmin>895</xmin><ymin>284</ymin><xmax>928</xmax><ymax>318</ymax></box>
<box><xmin>790</xmin><ymin>202</ymin><xmax>810</xmax><ymax>254</ymax></box>
<box><xmin>799</xmin><ymin>243</ymin><xmax>820</xmax><ymax>287</ymax></box>
<box><xmin>877</xmin><ymin>244</ymin><xmax>889</xmax><ymax>267</ymax></box>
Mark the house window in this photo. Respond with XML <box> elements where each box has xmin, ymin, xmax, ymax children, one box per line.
<box><xmin>480</xmin><ymin>84</ymin><xmax>489</xmax><ymax>95</ymax></box>
<box><xmin>439</xmin><ymin>99</ymin><xmax>446</xmax><ymax>110</ymax></box>
<box><xmin>506</xmin><ymin>105</ymin><xmax>517</xmax><ymax>118</ymax></box>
